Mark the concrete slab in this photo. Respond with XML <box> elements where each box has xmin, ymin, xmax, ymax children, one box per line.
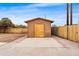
<box><xmin>0</xmin><ymin>42</ymin><xmax>7</xmax><ymax>46</ymax></box>
<box><xmin>0</xmin><ymin>36</ymin><xmax>79</xmax><ymax>56</ymax></box>
<box><xmin>14</xmin><ymin>38</ymin><xmax>63</xmax><ymax>47</ymax></box>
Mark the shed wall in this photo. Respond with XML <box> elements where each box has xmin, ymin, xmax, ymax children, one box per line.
<box><xmin>27</xmin><ymin>19</ymin><xmax>52</xmax><ymax>37</ymax></box>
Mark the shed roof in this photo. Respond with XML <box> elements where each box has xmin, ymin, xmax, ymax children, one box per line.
<box><xmin>25</xmin><ymin>17</ymin><xmax>54</xmax><ymax>23</ymax></box>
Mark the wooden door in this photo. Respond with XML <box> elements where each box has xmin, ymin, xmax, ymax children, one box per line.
<box><xmin>35</xmin><ymin>24</ymin><xmax>44</xmax><ymax>37</ymax></box>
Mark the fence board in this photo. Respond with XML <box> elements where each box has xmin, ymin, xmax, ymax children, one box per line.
<box><xmin>0</xmin><ymin>28</ymin><xmax>28</xmax><ymax>34</ymax></box>
<box><xmin>52</xmin><ymin>24</ymin><xmax>79</xmax><ymax>43</ymax></box>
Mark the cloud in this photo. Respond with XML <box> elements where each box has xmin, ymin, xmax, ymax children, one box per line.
<box><xmin>27</xmin><ymin>3</ymin><xmax>64</xmax><ymax>8</ymax></box>
<box><xmin>0</xmin><ymin>5</ymin><xmax>65</xmax><ymax>25</ymax></box>
<box><xmin>0</xmin><ymin>3</ymin><xmax>64</xmax><ymax>11</ymax></box>
<box><xmin>0</xmin><ymin>3</ymin><xmax>78</xmax><ymax>26</ymax></box>
<box><xmin>0</xmin><ymin>3</ymin><xmax>65</xmax><ymax>15</ymax></box>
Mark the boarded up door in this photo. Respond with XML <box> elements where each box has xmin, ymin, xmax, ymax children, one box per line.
<box><xmin>35</xmin><ymin>24</ymin><xmax>44</xmax><ymax>37</ymax></box>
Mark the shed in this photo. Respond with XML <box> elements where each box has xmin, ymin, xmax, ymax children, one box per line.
<box><xmin>25</xmin><ymin>18</ymin><xmax>54</xmax><ymax>37</ymax></box>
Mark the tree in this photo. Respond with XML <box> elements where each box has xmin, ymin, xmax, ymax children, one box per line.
<box><xmin>52</xmin><ymin>24</ymin><xmax>57</xmax><ymax>27</ymax></box>
<box><xmin>0</xmin><ymin>17</ymin><xmax>14</xmax><ymax>27</ymax></box>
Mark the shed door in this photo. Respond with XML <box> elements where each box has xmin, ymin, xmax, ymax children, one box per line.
<box><xmin>35</xmin><ymin>24</ymin><xmax>44</xmax><ymax>37</ymax></box>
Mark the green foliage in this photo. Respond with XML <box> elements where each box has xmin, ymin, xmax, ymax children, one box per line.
<box><xmin>52</xmin><ymin>24</ymin><xmax>57</xmax><ymax>27</ymax></box>
<box><xmin>0</xmin><ymin>17</ymin><xmax>26</xmax><ymax>28</ymax></box>
<box><xmin>0</xmin><ymin>17</ymin><xmax>14</xmax><ymax>27</ymax></box>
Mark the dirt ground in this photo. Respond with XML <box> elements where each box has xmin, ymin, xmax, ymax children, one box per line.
<box><xmin>0</xmin><ymin>34</ymin><xmax>26</xmax><ymax>42</ymax></box>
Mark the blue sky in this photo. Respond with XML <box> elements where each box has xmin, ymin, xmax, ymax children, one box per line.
<box><xmin>0</xmin><ymin>3</ymin><xmax>79</xmax><ymax>26</ymax></box>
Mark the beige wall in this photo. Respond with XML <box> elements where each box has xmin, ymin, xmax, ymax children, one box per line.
<box><xmin>27</xmin><ymin>19</ymin><xmax>52</xmax><ymax>37</ymax></box>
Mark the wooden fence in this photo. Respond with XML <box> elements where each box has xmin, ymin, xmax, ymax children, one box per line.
<box><xmin>0</xmin><ymin>28</ymin><xmax>28</xmax><ymax>34</ymax></box>
<box><xmin>52</xmin><ymin>24</ymin><xmax>79</xmax><ymax>43</ymax></box>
